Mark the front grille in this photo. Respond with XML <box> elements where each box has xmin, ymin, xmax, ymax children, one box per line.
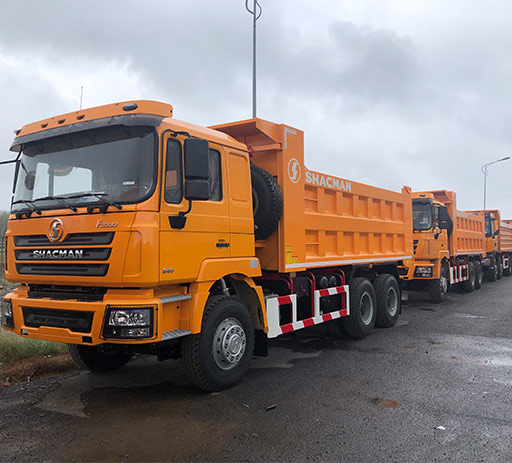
<box><xmin>16</xmin><ymin>263</ymin><xmax>109</xmax><ymax>277</ymax></box>
<box><xmin>14</xmin><ymin>232</ymin><xmax>114</xmax><ymax>277</ymax></box>
<box><xmin>22</xmin><ymin>307</ymin><xmax>93</xmax><ymax>333</ymax></box>
<box><xmin>413</xmin><ymin>239</ymin><xmax>419</xmax><ymax>255</ymax></box>
<box><xmin>14</xmin><ymin>232</ymin><xmax>114</xmax><ymax>247</ymax></box>
<box><xmin>28</xmin><ymin>284</ymin><xmax>107</xmax><ymax>302</ymax></box>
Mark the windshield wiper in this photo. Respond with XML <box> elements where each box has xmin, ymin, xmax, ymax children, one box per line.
<box><xmin>62</xmin><ymin>192</ymin><xmax>123</xmax><ymax>213</ymax></box>
<box><xmin>11</xmin><ymin>199</ymin><xmax>42</xmax><ymax>217</ymax></box>
<box><xmin>33</xmin><ymin>195</ymin><xmax>78</xmax><ymax>212</ymax></box>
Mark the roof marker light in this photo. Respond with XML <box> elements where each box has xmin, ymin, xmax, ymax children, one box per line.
<box><xmin>123</xmin><ymin>103</ymin><xmax>138</xmax><ymax>111</ymax></box>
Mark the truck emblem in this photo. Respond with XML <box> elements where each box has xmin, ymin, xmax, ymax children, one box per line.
<box><xmin>288</xmin><ymin>158</ymin><xmax>301</xmax><ymax>184</ymax></box>
<box><xmin>48</xmin><ymin>218</ymin><xmax>64</xmax><ymax>242</ymax></box>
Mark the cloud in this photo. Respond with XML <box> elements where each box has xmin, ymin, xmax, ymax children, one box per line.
<box><xmin>1</xmin><ymin>0</ymin><xmax>512</xmax><ymax>217</ymax></box>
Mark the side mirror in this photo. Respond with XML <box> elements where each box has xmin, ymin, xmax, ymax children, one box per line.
<box><xmin>184</xmin><ymin>138</ymin><xmax>210</xmax><ymax>201</ymax></box>
<box><xmin>184</xmin><ymin>138</ymin><xmax>209</xmax><ymax>180</ymax></box>
<box><xmin>438</xmin><ymin>206</ymin><xmax>453</xmax><ymax>234</ymax></box>
<box><xmin>185</xmin><ymin>179</ymin><xmax>210</xmax><ymax>201</ymax></box>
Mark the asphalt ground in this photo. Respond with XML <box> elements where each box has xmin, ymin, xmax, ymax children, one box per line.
<box><xmin>1</xmin><ymin>277</ymin><xmax>512</xmax><ymax>462</ymax></box>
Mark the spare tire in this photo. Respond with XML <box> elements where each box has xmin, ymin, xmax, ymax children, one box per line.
<box><xmin>250</xmin><ymin>164</ymin><xmax>283</xmax><ymax>240</ymax></box>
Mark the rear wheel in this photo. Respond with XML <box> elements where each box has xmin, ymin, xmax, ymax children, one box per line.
<box><xmin>497</xmin><ymin>258</ymin><xmax>503</xmax><ymax>279</ymax></box>
<box><xmin>342</xmin><ymin>278</ymin><xmax>377</xmax><ymax>339</ymax></box>
<box><xmin>429</xmin><ymin>264</ymin><xmax>449</xmax><ymax>303</ymax></box>
<box><xmin>374</xmin><ymin>274</ymin><xmax>400</xmax><ymax>328</ymax></box>
<box><xmin>182</xmin><ymin>295</ymin><xmax>254</xmax><ymax>391</ymax></box>
<box><xmin>503</xmin><ymin>254</ymin><xmax>512</xmax><ymax>277</ymax></box>
<box><xmin>474</xmin><ymin>261</ymin><xmax>483</xmax><ymax>290</ymax></box>
<box><xmin>462</xmin><ymin>261</ymin><xmax>475</xmax><ymax>293</ymax></box>
<box><xmin>68</xmin><ymin>344</ymin><xmax>133</xmax><ymax>372</ymax></box>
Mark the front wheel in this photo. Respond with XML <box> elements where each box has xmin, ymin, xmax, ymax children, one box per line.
<box><xmin>182</xmin><ymin>295</ymin><xmax>255</xmax><ymax>391</ymax></box>
<box><xmin>68</xmin><ymin>344</ymin><xmax>133</xmax><ymax>372</ymax></box>
<box><xmin>429</xmin><ymin>265</ymin><xmax>449</xmax><ymax>303</ymax></box>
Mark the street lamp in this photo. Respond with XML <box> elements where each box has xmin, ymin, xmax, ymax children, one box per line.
<box><xmin>245</xmin><ymin>0</ymin><xmax>262</xmax><ymax>118</ymax></box>
<box><xmin>481</xmin><ymin>156</ymin><xmax>511</xmax><ymax>209</ymax></box>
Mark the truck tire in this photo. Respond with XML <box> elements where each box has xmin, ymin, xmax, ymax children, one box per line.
<box><xmin>374</xmin><ymin>274</ymin><xmax>400</xmax><ymax>328</ymax></box>
<box><xmin>462</xmin><ymin>261</ymin><xmax>475</xmax><ymax>293</ymax></box>
<box><xmin>68</xmin><ymin>344</ymin><xmax>133</xmax><ymax>372</ymax></box>
<box><xmin>182</xmin><ymin>295</ymin><xmax>254</xmax><ymax>392</ymax></box>
<box><xmin>486</xmin><ymin>265</ymin><xmax>498</xmax><ymax>282</ymax></box>
<box><xmin>428</xmin><ymin>265</ymin><xmax>449</xmax><ymax>303</ymax></box>
<box><xmin>342</xmin><ymin>278</ymin><xmax>377</xmax><ymax>339</ymax></box>
<box><xmin>497</xmin><ymin>258</ymin><xmax>503</xmax><ymax>280</ymax></box>
<box><xmin>474</xmin><ymin>261</ymin><xmax>483</xmax><ymax>290</ymax></box>
<box><xmin>251</xmin><ymin>164</ymin><xmax>283</xmax><ymax>240</ymax></box>
<box><xmin>503</xmin><ymin>254</ymin><xmax>512</xmax><ymax>277</ymax></box>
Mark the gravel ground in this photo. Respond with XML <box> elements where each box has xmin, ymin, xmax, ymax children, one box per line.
<box><xmin>1</xmin><ymin>277</ymin><xmax>512</xmax><ymax>462</ymax></box>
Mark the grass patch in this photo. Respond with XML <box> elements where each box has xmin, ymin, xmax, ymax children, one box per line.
<box><xmin>0</xmin><ymin>331</ymin><xmax>74</xmax><ymax>383</ymax></box>
<box><xmin>0</xmin><ymin>330</ymin><xmax>67</xmax><ymax>363</ymax></box>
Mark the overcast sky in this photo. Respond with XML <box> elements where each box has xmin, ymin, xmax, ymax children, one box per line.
<box><xmin>1</xmin><ymin>0</ymin><xmax>512</xmax><ymax>217</ymax></box>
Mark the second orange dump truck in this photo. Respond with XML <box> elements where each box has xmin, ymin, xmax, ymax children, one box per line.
<box><xmin>2</xmin><ymin>101</ymin><xmax>413</xmax><ymax>390</ymax></box>
<box><xmin>400</xmin><ymin>190</ymin><xmax>486</xmax><ymax>302</ymax></box>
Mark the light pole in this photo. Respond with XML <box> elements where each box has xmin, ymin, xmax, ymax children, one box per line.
<box><xmin>245</xmin><ymin>0</ymin><xmax>262</xmax><ymax>118</ymax></box>
<box><xmin>481</xmin><ymin>156</ymin><xmax>511</xmax><ymax>209</ymax></box>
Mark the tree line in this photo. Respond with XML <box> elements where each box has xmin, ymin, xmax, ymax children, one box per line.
<box><xmin>0</xmin><ymin>211</ymin><xmax>8</xmax><ymax>243</ymax></box>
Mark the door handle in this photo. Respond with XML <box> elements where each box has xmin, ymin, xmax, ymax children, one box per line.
<box><xmin>216</xmin><ymin>241</ymin><xmax>230</xmax><ymax>248</ymax></box>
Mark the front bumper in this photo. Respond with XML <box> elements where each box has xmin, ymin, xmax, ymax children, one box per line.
<box><xmin>3</xmin><ymin>286</ymin><xmax>189</xmax><ymax>345</ymax></box>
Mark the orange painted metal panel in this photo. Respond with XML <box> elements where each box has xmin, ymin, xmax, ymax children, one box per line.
<box><xmin>213</xmin><ymin>118</ymin><xmax>413</xmax><ymax>272</ymax></box>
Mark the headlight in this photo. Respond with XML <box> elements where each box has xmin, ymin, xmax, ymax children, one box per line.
<box><xmin>414</xmin><ymin>266</ymin><xmax>433</xmax><ymax>278</ymax></box>
<box><xmin>108</xmin><ymin>309</ymin><xmax>150</xmax><ymax>327</ymax></box>
<box><xmin>103</xmin><ymin>306</ymin><xmax>154</xmax><ymax>339</ymax></box>
<box><xmin>1</xmin><ymin>298</ymin><xmax>14</xmax><ymax>328</ymax></box>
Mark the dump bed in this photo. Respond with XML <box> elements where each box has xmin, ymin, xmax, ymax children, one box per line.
<box><xmin>500</xmin><ymin>221</ymin><xmax>512</xmax><ymax>252</ymax></box>
<box><xmin>212</xmin><ymin>118</ymin><xmax>413</xmax><ymax>273</ymax></box>
<box><xmin>422</xmin><ymin>191</ymin><xmax>485</xmax><ymax>256</ymax></box>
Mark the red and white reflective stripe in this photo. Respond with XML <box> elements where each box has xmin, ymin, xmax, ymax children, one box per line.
<box><xmin>450</xmin><ymin>264</ymin><xmax>468</xmax><ymax>284</ymax></box>
<box><xmin>266</xmin><ymin>285</ymin><xmax>350</xmax><ymax>338</ymax></box>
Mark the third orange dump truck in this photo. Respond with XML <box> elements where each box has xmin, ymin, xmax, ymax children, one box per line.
<box><xmin>466</xmin><ymin>210</ymin><xmax>512</xmax><ymax>280</ymax></box>
<box><xmin>400</xmin><ymin>190</ymin><xmax>486</xmax><ymax>302</ymax></box>
<box><xmin>1</xmin><ymin>101</ymin><xmax>412</xmax><ymax>390</ymax></box>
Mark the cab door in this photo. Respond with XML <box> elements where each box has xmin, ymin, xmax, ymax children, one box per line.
<box><xmin>159</xmin><ymin>134</ymin><xmax>230</xmax><ymax>283</ymax></box>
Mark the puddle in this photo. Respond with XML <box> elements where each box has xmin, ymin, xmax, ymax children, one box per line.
<box><xmin>251</xmin><ymin>347</ymin><xmax>320</xmax><ymax>369</ymax></box>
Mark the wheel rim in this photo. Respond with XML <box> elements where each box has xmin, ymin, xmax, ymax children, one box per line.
<box><xmin>386</xmin><ymin>287</ymin><xmax>399</xmax><ymax>317</ymax></box>
<box><xmin>213</xmin><ymin>317</ymin><xmax>247</xmax><ymax>371</ymax></box>
<box><xmin>360</xmin><ymin>291</ymin><xmax>374</xmax><ymax>325</ymax></box>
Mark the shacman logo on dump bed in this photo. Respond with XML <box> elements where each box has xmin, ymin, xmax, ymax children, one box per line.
<box><xmin>305</xmin><ymin>171</ymin><xmax>352</xmax><ymax>192</ymax></box>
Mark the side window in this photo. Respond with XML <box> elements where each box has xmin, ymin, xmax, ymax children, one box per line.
<box><xmin>165</xmin><ymin>139</ymin><xmax>183</xmax><ymax>204</ymax></box>
<box><xmin>208</xmin><ymin>149</ymin><xmax>222</xmax><ymax>201</ymax></box>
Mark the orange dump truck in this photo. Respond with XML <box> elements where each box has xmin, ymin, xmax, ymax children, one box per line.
<box><xmin>1</xmin><ymin>100</ymin><xmax>412</xmax><ymax>390</ymax></box>
<box><xmin>400</xmin><ymin>190</ymin><xmax>486</xmax><ymax>302</ymax></box>
<box><xmin>466</xmin><ymin>210</ymin><xmax>512</xmax><ymax>280</ymax></box>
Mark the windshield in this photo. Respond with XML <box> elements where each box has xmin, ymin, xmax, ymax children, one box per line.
<box><xmin>12</xmin><ymin>125</ymin><xmax>156</xmax><ymax>212</ymax></box>
<box><xmin>413</xmin><ymin>203</ymin><xmax>433</xmax><ymax>231</ymax></box>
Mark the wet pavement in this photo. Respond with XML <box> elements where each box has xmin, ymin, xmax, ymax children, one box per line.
<box><xmin>1</xmin><ymin>278</ymin><xmax>512</xmax><ymax>462</ymax></box>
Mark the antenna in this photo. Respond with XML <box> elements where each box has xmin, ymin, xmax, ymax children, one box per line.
<box><xmin>80</xmin><ymin>86</ymin><xmax>83</xmax><ymax>110</ymax></box>
<box><xmin>245</xmin><ymin>0</ymin><xmax>262</xmax><ymax>118</ymax></box>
